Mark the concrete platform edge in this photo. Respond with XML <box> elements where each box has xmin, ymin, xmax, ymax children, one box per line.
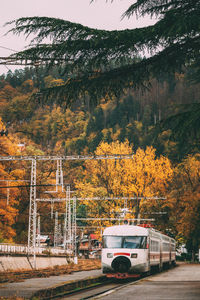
<box><xmin>32</xmin><ymin>275</ymin><xmax>107</xmax><ymax>299</ymax></box>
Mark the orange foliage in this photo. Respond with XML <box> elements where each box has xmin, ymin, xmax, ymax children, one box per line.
<box><xmin>0</xmin><ymin>118</ymin><xmax>25</xmax><ymax>241</ymax></box>
<box><xmin>170</xmin><ymin>154</ymin><xmax>200</xmax><ymax>241</ymax></box>
<box><xmin>75</xmin><ymin>141</ymin><xmax>173</xmax><ymax>228</ymax></box>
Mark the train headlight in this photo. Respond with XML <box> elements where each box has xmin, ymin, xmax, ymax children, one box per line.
<box><xmin>131</xmin><ymin>253</ymin><xmax>137</xmax><ymax>258</ymax></box>
<box><xmin>107</xmin><ymin>253</ymin><xmax>113</xmax><ymax>258</ymax></box>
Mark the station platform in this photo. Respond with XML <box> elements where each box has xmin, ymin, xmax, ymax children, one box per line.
<box><xmin>0</xmin><ymin>269</ymin><xmax>102</xmax><ymax>298</ymax></box>
<box><xmin>100</xmin><ymin>263</ymin><xmax>200</xmax><ymax>300</ymax></box>
<box><xmin>0</xmin><ymin>263</ymin><xmax>200</xmax><ymax>299</ymax></box>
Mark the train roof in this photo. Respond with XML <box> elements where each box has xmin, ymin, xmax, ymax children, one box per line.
<box><xmin>103</xmin><ymin>225</ymin><xmax>176</xmax><ymax>242</ymax></box>
<box><xmin>103</xmin><ymin>225</ymin><xmax>149</xmax><ymax>236</ymax></box>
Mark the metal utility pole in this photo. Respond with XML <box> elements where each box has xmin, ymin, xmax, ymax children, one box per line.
<box><xmin>28</xmin><ymin>159</ymin><xmax>37</xmax><ymax>268</ymax></box>
<box><xmin>63</xmin><ymin>210</ymin><xmax>67</xmax><ymax>249</ymax></box>
<box><xmin>63</xmin><ymin>185</ymin><xmax>70</xmax><ymax>250</ymax></box>
<box><xmin>54</xmin><ymin>211</ymin><xmax>59</xmax><ymax>247</ymax></box>
<box><xmin>72</xmin><ymin>196</ymin><xmax>77</xmax><ymax>263</ymax></box>
<box><xmin>56</xmin><ymin>159</ymin><xmax>64</xmax><ymax>191</ymax></box>
<box><xmin>58</xmin><ymin>223</ymin><xmax>62</xmax><ymax>245</ymax></box>
<box><xmin>51</xmin><ymin>200</ymin><xmax>54</xmax><ymax>219</ymax></box>
<box><xmin>37</xmin><ymin>215</ymin><xmax>41</xmax><ymax>248</ymax></box>
<box><xmin>68</xmin><ymin>193</ymin><xmax>71</xmax><ymax>246</ymax></box>
<box><xmin>36</xmin><ymin>184</ymin><xmax>77</xmax><ymax>257</ymax></box>
<box><xmin>45</xmin><ymin>159</ymin><xmax>64</xmax><ymax>194</ymax></box>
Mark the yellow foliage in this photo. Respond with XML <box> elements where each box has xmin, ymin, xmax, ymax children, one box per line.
<box><xmin>171</xmin><ymin>154</ymin><xmax>200</xmax><ymax>240</ymax></box>
<box><xmin>75</xmin><ymin>141</ymin><xmax>173</xmax><ymax>229</ymax></box>
<box><xmin>0</xmin><ymin>120</ymin><xmax>28</xmax><ymax>241</ymax></box>
<box><xmin>44</xmin><ymin>75</ymin><xmax>64</xmax><ymax>88</ymax></box>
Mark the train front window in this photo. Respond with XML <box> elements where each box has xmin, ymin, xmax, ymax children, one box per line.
<box><xmin>103</xmin><ymin>236</ymin><xmax>147</xmax><ymax>249</ymax></box>
<box><xmin>103</xmin><ymin>236</ymin><xmax>122</xmax><ymax>248</ymax></box>
<box><xmin>123</xmin><ymin>236</ymin><xmax>146</xmax><ymax>249</ymax></box>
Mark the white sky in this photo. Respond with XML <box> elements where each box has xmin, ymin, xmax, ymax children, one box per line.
<box><xmin>0</xmin><ymin>0</ymin><xmax>156</xmax><ymax>75</ymax></box>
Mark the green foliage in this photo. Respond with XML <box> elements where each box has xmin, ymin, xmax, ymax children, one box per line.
<box><xmin>154</xmin><ymin>103</ymin><xmax>200</xmax><ymax>159</ymax></box>
<box><xmin>6</xmin><ymin>1</ymin><xmax>200</xmax><ymax>104</ymax></box>
<box><xmin>4</xmin><ymin>0</ymin><xmax>200</xmax><ymax>154</ymax></box>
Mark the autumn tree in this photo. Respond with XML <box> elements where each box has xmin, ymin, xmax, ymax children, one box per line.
<box><xmin>2</xmin><ymin>94</ymin><xmax>36</xmax><ymax>125</ymax></box>
<box><xmin>0</xmin><ymin>117</ymin><xmax>52</xmax><ymax>243</ymax></box>
<box><xmin>75</xmin><ymin>140</ymin><xmax>173</xmax><ymax>229</ymax></box>
<box><xmin>0</xmin><ymin>118</ymin><xmax>25</xmax><ymax>241</ymax></box>
<box><xmin>0</xmin><ymin>84</ymin><xmax>18</xmax><ymax>113</ymax></box>
<box><xmin>170</xmin><ymin>154</ymin><xmax>200</xmax><ymax>259</ymax></box>
<box><xmin>6</xmin><ymin>0</ymin><xmax>200</xmax><ymax>157</ymax></box>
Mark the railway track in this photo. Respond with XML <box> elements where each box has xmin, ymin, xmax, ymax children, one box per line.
<box><xmin>48</xmin><ymin>267</ymin><xmax>175</xmax><ymax>299</ymax></box>
<box><xmin>49</xmin><ymin>277</ymin><xmax>143</xmax><ymax>299</ymax></box>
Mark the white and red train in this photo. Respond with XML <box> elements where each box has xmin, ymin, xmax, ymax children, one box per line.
<box><xmin>101</xmin><ymin>224</ymin><xmax>176</xmax><ymax>279</ymax></box>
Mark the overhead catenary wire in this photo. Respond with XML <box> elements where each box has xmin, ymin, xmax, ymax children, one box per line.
<box><xmin>36</xmin><ymin>196</ymin><xmax>166</xmax><ymax>202</ymax></box>
<box><xmin>0</xmin><ymin>45</ymin><xmax>17</xmax><ymax>52</ymax></box>
<box><xmin>76</xmin><ymin>218</ymin><xmax>155</xmax><ymax>221</ymax></box>
<box><xmin>0</xmin><ymin>184</ymin><xmax>60</xmax><ymax>188</ymax></box>
<box><xmin>0</xmin><ymin>153</ymin><xmax>134</xmax><ymax>161</ymax></box>
<box><xmin>0</xmin><ymin>154</ymin><xmax>166</xmax><ymax>265</ymax></box>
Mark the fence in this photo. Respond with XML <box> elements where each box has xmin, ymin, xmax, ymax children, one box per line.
<box><xmin>0</xmin><ymin>243</ymin><xmax>69</xmax><ymax>256</ymax></box>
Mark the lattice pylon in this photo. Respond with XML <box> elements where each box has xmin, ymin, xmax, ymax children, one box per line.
<box><xmin>67</xmin><ymin>186</ymin><xmax>72</xmax><ymax>248</ymax></box>
<box><xmin>37</xmin><ymin>214</ymin><xmax>40</xmax><ymax>247</ymax></box>
<box><xmin>72</xmin><ymin>196</ymin><xmax>77</xmax><ymax>257</ymax></box>
<box><xmin>63</xmin><ymin>185</ymin><xmax>70</xmax><ymax>249</ymax></box>
<box><xmin>58</xmin><ymin>223</ymin><xmax>62</xmax><ymax>245</ymax></box>
<box><xmin>56</xmin><ymin>159</ymin><xmax>64</xmax><ymax>192</ymax></box>
<box><xmin>54</xmin><ymin>211</ymin><xmax>59</xmax><ymax>247</ymax></box>
<box><xmin>51</xmin><ymin>200</ymin><xmax>54</xmax><ymax>219</ymax></box>
<box><xmin>28</xmin><ymin>159</ymin><xmax>37</xmax><ymax>252</ymax></box>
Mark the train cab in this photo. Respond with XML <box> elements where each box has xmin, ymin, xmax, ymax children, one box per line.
<box><xmin>101</xmin><ymin>225</ymin><xmax>176</xmax><ymax>279</ymax></box>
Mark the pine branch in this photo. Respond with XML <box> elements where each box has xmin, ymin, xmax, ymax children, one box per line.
<box><xmin>5</xmin><ymin>0</ymin><xmax>200</xmax><ymax>105</ymax></box>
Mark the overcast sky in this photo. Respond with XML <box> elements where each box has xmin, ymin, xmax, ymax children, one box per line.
<box><xmin>0</xmin><ymin>0</ymin><xmax>156</xmax><ymax>75</ymax></box>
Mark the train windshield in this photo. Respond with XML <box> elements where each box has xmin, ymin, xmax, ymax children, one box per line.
<box><xmin>103</xmin><ymin>236</ymin><xmax>147</xmax><ymax>249</ymax></box>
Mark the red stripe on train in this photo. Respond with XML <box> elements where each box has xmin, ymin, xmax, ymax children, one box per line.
<box><xmin>114</xmin><ymin>252</ymin><xmax>130</xmax><ymax>256</ymax></box>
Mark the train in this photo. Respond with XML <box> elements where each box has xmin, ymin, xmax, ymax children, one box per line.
<box><xmin>101</xmin><ymin>224</ymin><xmax>176</xmax><ymax>279</ymax></box>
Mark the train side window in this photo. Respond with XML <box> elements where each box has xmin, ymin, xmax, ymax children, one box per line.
<box><xmin>150</xmin><ymin>239</ymin><xmax>159</xmax><ymax>252</ymax></box>
<box><xmin>163</xmin><ymin>242</ymin><xmax>170</xmax><ymax>251</ymax></box>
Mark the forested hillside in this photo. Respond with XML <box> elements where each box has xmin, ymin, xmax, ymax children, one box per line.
<box><xmin>0</xmin><ymin>66</ymin><xmax>200</xmax><ymax>258</ymax></box>
<box><xmin>1</xmin><ymin>66</ymin><xmax>200</xmax><ymax>160</ymax></box>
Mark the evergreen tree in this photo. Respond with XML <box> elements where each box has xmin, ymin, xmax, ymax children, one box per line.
<box><xmin>5</xmin><ymin>0</ymin><xmax>200</xmax><ymax>156</ymax></box>
<box><xmin>7</xmin><ymin>0</ymin><xmax>200</xmax><ymax>104</ymax></box>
